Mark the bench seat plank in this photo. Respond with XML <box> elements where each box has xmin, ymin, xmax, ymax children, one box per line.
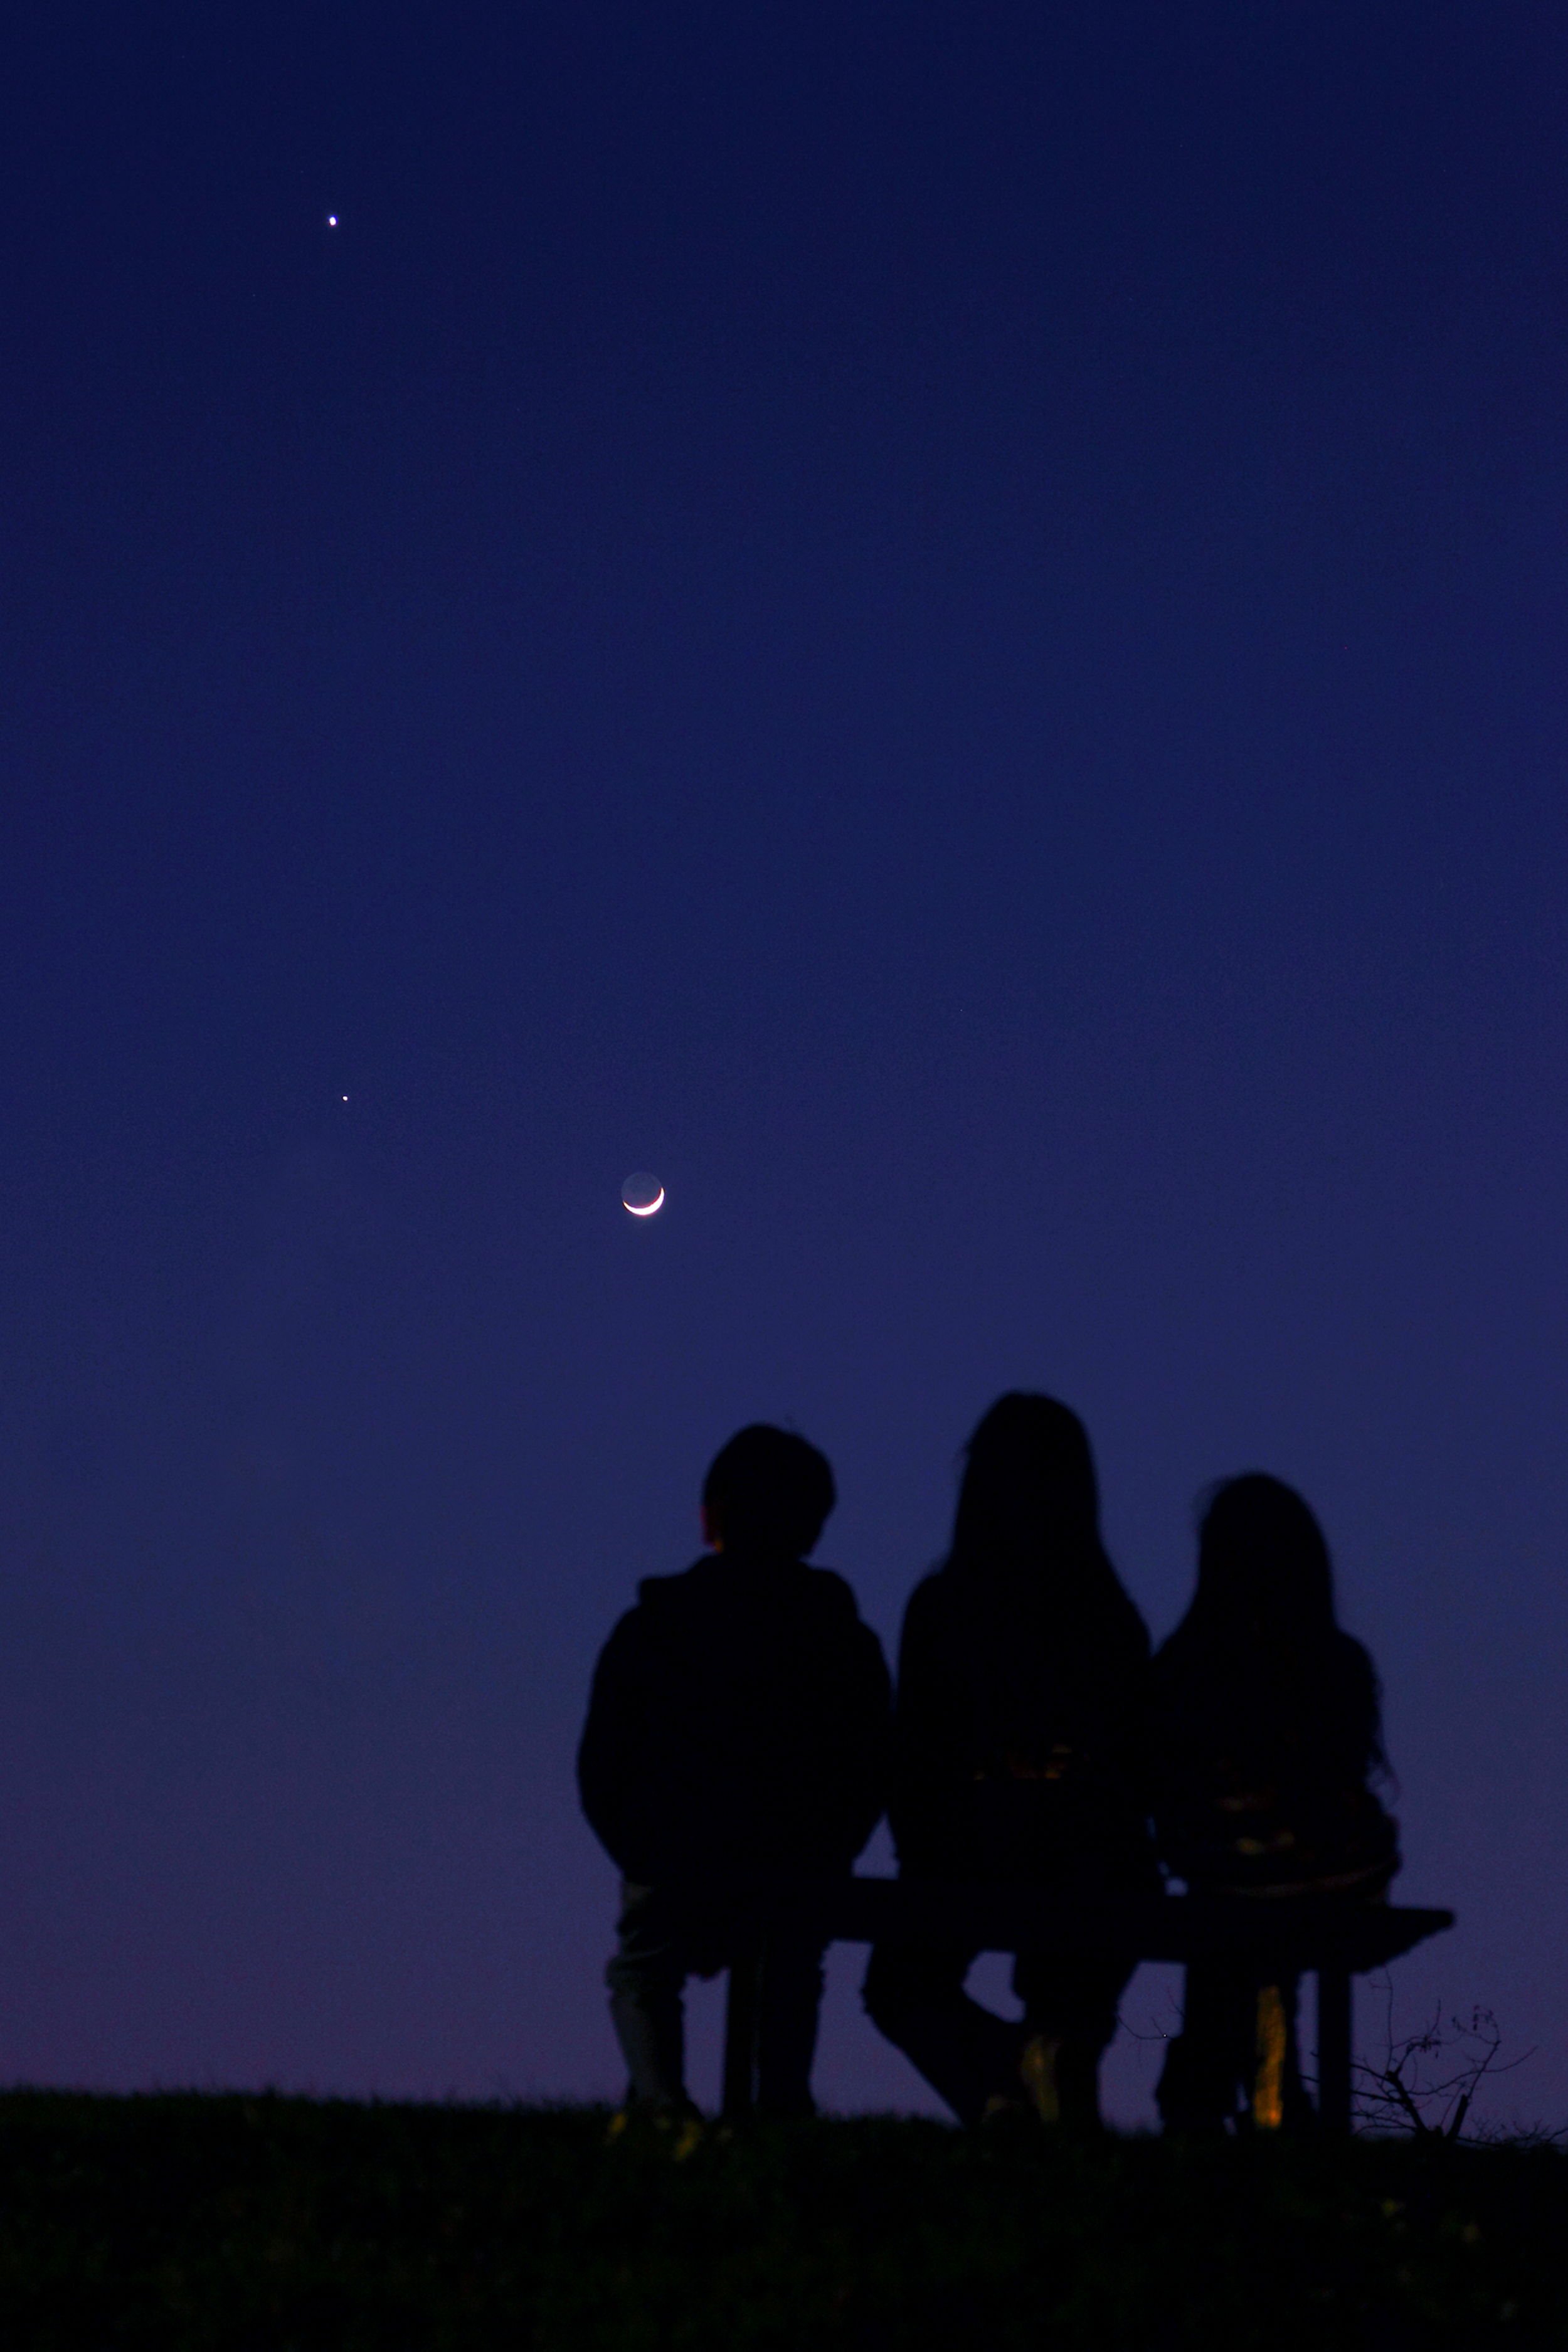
<box><xmin>762</xmin><ymin>1876</ymin><xmax>1453</xmax><ymax>1973</ymax></box>
<box><xmin>720</xmin><ymin>1878</ymin><xmax>1453</xmax><ymax>2126</ymax></box>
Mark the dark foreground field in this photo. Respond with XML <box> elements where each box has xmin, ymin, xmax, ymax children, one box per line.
<box><xmin>0</xmin><ymin>2092</ymin><xmax>1560</xmax><ymax>2349</ymax></box>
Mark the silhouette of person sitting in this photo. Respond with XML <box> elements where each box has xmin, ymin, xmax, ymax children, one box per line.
<box><xmin>578</xmin><ymin>1424</ymin><xmax>891</xmax><ymax>2118</ymax></box>
<box><xmin>1151</xmin><ymin>1474</ymin><xmax>1399</xmax><ymax>2134</ymax></box>
<box><xmin>863</xmin><ymin>1394</ymin><xmax>1157</xmax><ymax>2130</ymax></box>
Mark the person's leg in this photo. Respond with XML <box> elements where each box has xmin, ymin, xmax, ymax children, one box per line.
<box><xmin>754</xmin><ymin>1934</ymin><xmax>827</xmax><ymax>2117</ymax></box>
<box><xmin>863</xmin><ymin>1941</ymin><xmax>1024</xmax><ymax>2127</ymax></box>
<box><xmin>1157</xmin><ymin>1959</ymin><xmax>1254</xmax><ymax>2134</ymax></box>
<box><xmin>605</xmin><ymin>1883</ymin><xmax>696</xmax><ymax>2111</ymax></box>
<box><xmin>1250</xmin><ymin>1973</ymin><xmax>1313</xmax><ymax>2131</ymax></box>
<box><xmin>1012</xmin><ymin>1949</ymin><xmax>1135</xmax><ymax>2129</ymax></box>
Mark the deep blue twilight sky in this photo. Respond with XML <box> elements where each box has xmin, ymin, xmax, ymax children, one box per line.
<box><xmin>1</xmin><ymin>3</ymin><xmax>1564</xmax><ymax>2127</ymax></box>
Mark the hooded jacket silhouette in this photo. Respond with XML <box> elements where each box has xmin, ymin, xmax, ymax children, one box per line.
<box><xmin>579</xmin><ymin>1547</ymin><xmax>889</xmax><ymax>1888</ymax></box>
<box><xmin>578</xmin><ymin>1424</ymin><xmax>889</xmax><ymax>2119</ymax></box>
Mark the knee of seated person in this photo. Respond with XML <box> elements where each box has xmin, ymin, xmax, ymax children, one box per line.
<box><xmin>764</xmin><ymin>1939</ymin><xmax>826</xmax><ymax>1994</ymax></box>
<box><xmin>607</xmin><ymin>1944</ymin><xmax>686</xmax><ymax>1994</ymax></box>
<box><xmin>1155</xmin><ymin>2035</ymin><xmax>1234</xmax><ymax>2129</ymax></box>
<box><xmin>860</xmin><ymin>1949</ymin><xmax>903</xmax><ymax>2026</ymax></box>
<box><xmin>861</xmin><ymin>1946</ymin><xmax>934</xmax><ymax>2030</ymax></box>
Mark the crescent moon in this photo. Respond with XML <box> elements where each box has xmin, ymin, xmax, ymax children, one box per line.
<box><xmin>625</xmin><ymin>1187</ymin><xmax>665</xmax><ymax>1217</ymax></box>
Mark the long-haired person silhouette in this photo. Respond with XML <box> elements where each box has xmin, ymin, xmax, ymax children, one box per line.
<box><xmin>863</xmin><ymin>1394</ymin><xmax>1156</xmax><ymax>2129</ymax></box>
<box><xmin>1151</xmin><ymin>1475</ymin><xmax>1399</xmax><ymax>2133</ymax></box>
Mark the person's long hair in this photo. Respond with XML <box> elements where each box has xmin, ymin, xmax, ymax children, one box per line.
<box><xmin>1157</xmin><ymin>1473</ymin><xmax>1385</xmax><ymax>1777</ymax></box>
<box><xmin>1180</xmin><ymin>1473</ymin><xmax>1336</xmax><ymax>1644</ymax></box>
<box><xmin>905</xmin><ymin>1392</ymin><xmax>1150</xmax><ymax>1831</ymax></box>
<box><xmin>940</xmin><ymin>1392</ymin><xmax>1147</xmax><ymax>1652</ymax></box>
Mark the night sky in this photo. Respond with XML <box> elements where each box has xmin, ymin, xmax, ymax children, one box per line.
<box><xmin>3</xmin><ymin>3</ymin><xmax>1565</xmax><ymax>2127</ymax></box>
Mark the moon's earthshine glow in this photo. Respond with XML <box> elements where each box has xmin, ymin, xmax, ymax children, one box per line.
<box><xmin>621</xmin><ymin>1172</ymin><xmax>665</xmax><ymax>1216</ymax></box>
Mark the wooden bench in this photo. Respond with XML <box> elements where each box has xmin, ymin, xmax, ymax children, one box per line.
<box><xmin>721</xmin><ymin>1877</ymin><xmax>1455</xmax><ymax>2131</ymax></box>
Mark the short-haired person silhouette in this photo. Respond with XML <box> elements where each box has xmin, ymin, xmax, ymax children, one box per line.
<box><xmin>863</xmin><ymin>1395</ymin><xmax>1157</xmax><ymax>2130</ymax></box>
<box><xmin>578</xmin><ymin>1425</ymin><xmax>891</xmax><ymax>2119</ymax></box>
<box><xmin>1151</xmin><ymin>1475</ymin><xmax>1399</xmax><ymax>2134</ymax></box>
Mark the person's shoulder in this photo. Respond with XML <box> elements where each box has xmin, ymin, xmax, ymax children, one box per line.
<box><xmin>896</xmin><ymin>1568</ymin><xmax>958</xmax><ymax>1647</ymax></box>
<box><xmin>1103</xmin><ymin>1576</ymin><xmax>1152</xmax><ymax>1661</ymax></box>
<box><xmin>594</xmin><ymin>1559</ymin><xmax>722</xmax><ymax>1666</ymax></box>
<box><xmin>789</xmin><ymin>1568</ymin><xmax>888</xmax><ymax>1692</ymax></box>
<box><xmin>632</xmin><ymin>1556</ymin><xmax>716</xmax><ymax>1611</ymax></box>
<box><xmin>1151</xmin><ymin>1610</ymin><xmax>1202</xmax><ymax>1667</ymax></box>
<box><xmin>1328</xmin><ymin>1627</ymin><xmax>1380</xmax><ymax>1690</ymax></box>
<box><xmin>901</xmin><ymin>1567</ymin><xmax>947</xmax><ymax>1616</ymax></box>
<box><xmin>791</xmin><ymin>1561</ymin><xmax>882</xmax><ymax>1635</ymax></box>
<box><xmin>581</xmin><ymin>1559</ymin><xmax>699</xmax><ymax>1647</ymax></box>
<box><xmin>1148</xmin><ymin>1621</ymin><xmax>1201</xmax><ymax>1703</ymax></box>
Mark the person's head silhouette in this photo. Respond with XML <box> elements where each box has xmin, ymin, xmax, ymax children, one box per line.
<box><xmin>701</xmin><ymin>1424</ymin><xmax>835</xmax><ymax>1561</ymax></box>
<box><xmin>945</xmin><ymin>1392</ymin><xmax>1115</xmax><ymax>1610</ymax></box>
<box><xmin>1191</xmin><ymin>1473</ymin><xmax>1337</xmax><ymax>1640</ymax></box>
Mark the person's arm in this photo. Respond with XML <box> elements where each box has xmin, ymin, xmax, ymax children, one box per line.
<box><xmin>833</xmin><ymin>1619</ymin><xmax>894</xmax><ymax>1865</ymax></box>
<box><xmin>1146</xmin><ymin>1640</ymin><xmax>1204</xmax><ymax>1864</ymax></box>
<box><xmin>887</xmin><ymin>1577</ymin><xmax>960</xmax><ymax>1868</ymax></box>
<box><xmin>575</xmin><ymin>1611</ymin><xmax>645</xmax><ymax>1871</ymax></box>
<box><xmin>1118</xmin><ymin>1644</ymin><xmax>1157</xmax><ymax>1826</ymax></box>
<box><xmin>1338</xmin><ymin>1633</ymin><xmax>1391</xmax><ymax>1783</ymax></box>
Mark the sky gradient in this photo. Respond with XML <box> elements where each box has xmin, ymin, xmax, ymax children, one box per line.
<box><xmin>2</xmin><ymin>2</ymin><xmax>1565</xmax><ymax>2126</ymax></box>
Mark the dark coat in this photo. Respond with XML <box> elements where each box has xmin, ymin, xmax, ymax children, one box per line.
<box><xmin>1149</xmin><ymin>1625</ymin><xmax>1398</xmax><ymax>1896</ymax></box>
<box><xmin>888</xmin><ymin>1565</ymin><xmax>1156</xmax><ymax>1890</ymax></box>
<box><xmin>577</xmin><ymin>1552</ymin><xmax>891</xmax><ymax>1887</ymax></box>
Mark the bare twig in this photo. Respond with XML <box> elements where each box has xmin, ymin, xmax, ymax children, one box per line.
<box><xmin>1352</xmin><ymin>1976</ymin><xmax>1531</xmax><ymax>2140</ymax></box>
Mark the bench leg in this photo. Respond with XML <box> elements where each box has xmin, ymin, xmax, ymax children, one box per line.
<box><xmin>1316</xmin><ymin>1966</ymin><xmax>1352</xmax><ymax>2135</ymax></box>
<box><xmin>723</xmin><ymin>1947</ymin><xmax>761</xmax><ymax>2119</ymax></box>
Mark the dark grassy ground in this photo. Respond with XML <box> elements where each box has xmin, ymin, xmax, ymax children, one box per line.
<box><xmin>0</xmin><ymin>2092</ymin><xmax>1560</xmax><ymax>2348</ymax></box>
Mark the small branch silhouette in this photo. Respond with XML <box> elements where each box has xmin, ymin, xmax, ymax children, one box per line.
<box><xmin>1353</xmin><ymin>1975</ymin><xmax>1529</xmax><ymax>2141</ymax></box>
